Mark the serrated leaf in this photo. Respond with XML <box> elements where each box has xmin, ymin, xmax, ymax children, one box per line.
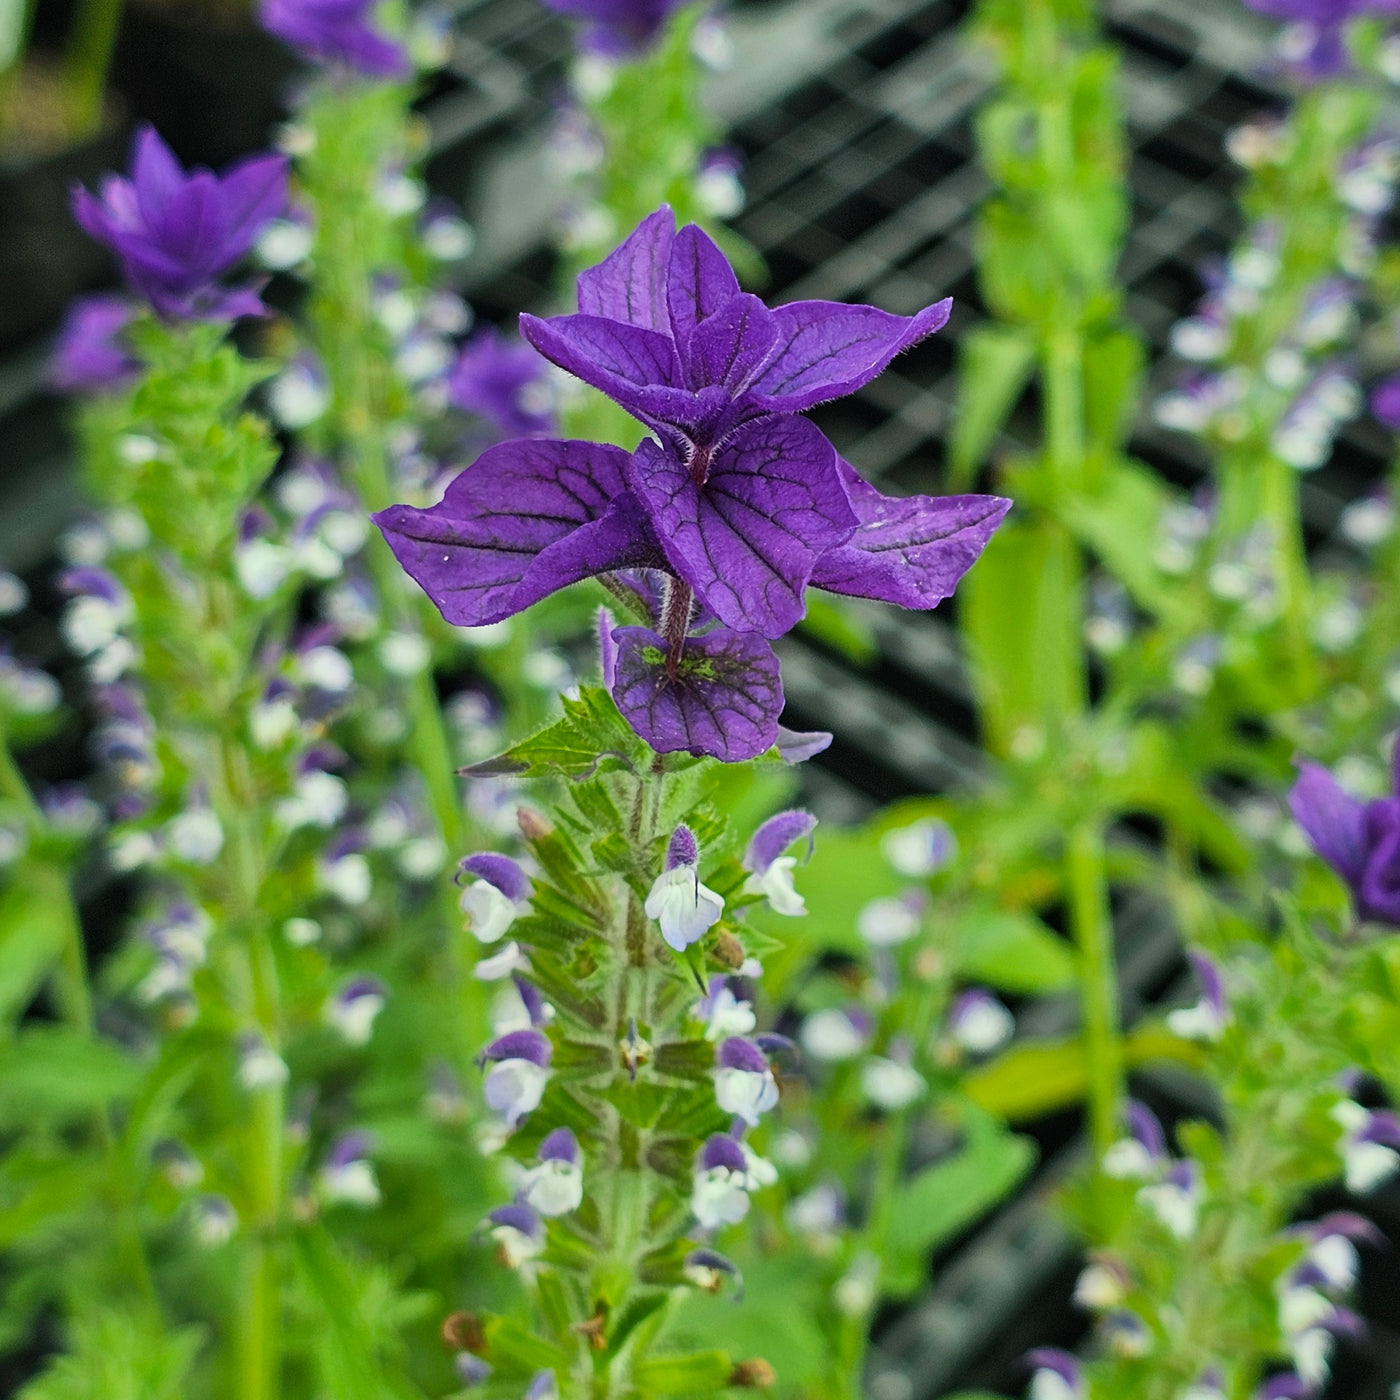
<box><xmin>17</xmin><ymin>1309</ymin><xmax>203</xmax><ymax>1400</ymax></box>
<box><xmin>468</xmin><ymin>687</ymin><xmax>640</xmax><ymax>780</ymax></box>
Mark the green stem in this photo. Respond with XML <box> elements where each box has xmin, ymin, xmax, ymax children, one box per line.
<box><xmin>60</xmin><ymin>0</ymin><xmax>122</xmax><ymax>139</ymax></box>
<box><xmin>1067</xmin><ymin>819</ymin><xmax>1121</xmax><ymax>1164</ymax></box>
<box><xmin>833</xmin><ymin>978</ymin><xmax>946</xmax><ymax>1398</ymax></box>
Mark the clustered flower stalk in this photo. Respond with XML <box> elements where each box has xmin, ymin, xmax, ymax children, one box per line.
<box><xmin>76</xmin><ymin>315</ymin><xmax>294</xmax><ymax>1400</ymax></box>
<box><xmin>1060</xmin><ymin>928</ymin><xmax>1390</xmax><ymax>1400</ymax></box>
<box><xmin>452</xmin><ymin>757</ymin><xmax>808</xmax><ymax>1398</ymax></box>
<box><xmin>957</xmin><ymin>0</ymin><xmax>1137</xmax><ymax>1169</ymax></box>
<box><xmin>288</xmin><ymin>72</ymin><xmax>472</xmax><ymax>875</ymax></box>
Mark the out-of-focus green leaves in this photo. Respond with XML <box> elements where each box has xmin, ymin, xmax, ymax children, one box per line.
<box><xmin>952</xmin><ymin>902</ymin><xmax>1077</xmax><ymax>993</ymax></box>
<box><xmin>16</xmin><ymin>1311</ymin><xmax>203</xmax><ymax>1400</ymax></box>
<box><xmin>0</xmin><ymin>864</ymin><xmax>74</xmax><ymax>1024</ymax></box>
<box><xmin>882</xmin><ymin>1108</ymin><xmax>1035</xmax><ymax>1297</ymax></box>
<box><xmin>950</xmin><ymin>322</ymin><xmax>1037</xmax><ymax>487</ymax></box>
<box><xmin>964</xmin><ymin>1023</ymin><xmax>1206</xmax><ymax>1120</ymax></box>
<box><xmin>962</xmin><ymin>519</ymin><xmax>1084</xmax><ymax>757</ymax></box>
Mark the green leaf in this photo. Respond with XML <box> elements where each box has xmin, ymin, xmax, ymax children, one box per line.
<box><xmin>965</xmin><ymin>1024</ymin><xmax>1206</xmax><ymax>1120</ymax></box>
<box><xmin>17</xmin><ymin>1310</ymin><xmax>202</xmax><ymax>1400</ymax></box>
<box><xmin>632</xmin><ymin>1351</ymin><xmax>733</xmax><ymax>1392</ymax></box>
<box><xmin>467</xmin><ymin>686</ymin><xmax>640</xmax><ymax>780</ymax></box>
<box><xmin>950</xmin><ymin>323</ymin><xmax>1038</xmax><ymax>487</ymax></box>
<box><xmin>961</xmin><ymin>519</ymin><xmax>1084</xmax><ymax>757</ymax></box>
<box><xmin>0</xmin><ymin>1026</ymin><xmax>141</xmax><ymax>1128</ymax></box>
<box><xmin>953</xmin><ymin>904</ymin><xmax>1077</xmax><ymax>992</ymax></box>
<box><xmin>1081</xmin><ymin>331</ymin><xmax>1144</xmax><ymax>452</ymax></box>
<box><xmin>797</xmin><ymin>593</ymin><xmax>877</xmax><ymax>665</ymax></box>
<box><xmin>1042</xmin><ymin>458</ymin><xmax>1182</xmax><ymax>622</ymax></box>
<box><xmin>883</xmin><ymin>1110</ymin><xmax>1035</xmax><ymax>1297</ymax></box>
<box><xmin>0</xmin><ymin>864</ymin><xmax>76</xmax><ymax>1025</ymax></box>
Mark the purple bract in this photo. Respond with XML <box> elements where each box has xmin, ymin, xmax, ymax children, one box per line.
<box><xmin>540</xmin><ymin>0</ymin><xmax>686</xmax><ymax>55</ymax></box>
<box><xmin>446</xmin><ymin>328</ymin><xmax>557</xmax><ymax>440</ymax></box>
<box><xmin>374</xmin><ymin>207</ymin><xmax>1010</xmax><ymax>762</ymax></box>
<box><xmin>1290</xmin><ymin>749</ymin><xmax>1400</xmax><ymax>925</ymax></box>
<box><xmin>50</xmin><ymin>295</ymin><xmax>139</xmax><ymax>393</ymax></box>
<box><xmin>519</xmin><ymin>208</ymin><xmax>953</xmax><ymax>456</ymax></box>
<box><xmin>72</xmin><ymin>127</ymin><xmax>288</xmax><ymax>323</ymax></box>
<box><xmin>259</xmin><ymin>0</ymin><xmax>409</xmax><ymax>77</ymax></box>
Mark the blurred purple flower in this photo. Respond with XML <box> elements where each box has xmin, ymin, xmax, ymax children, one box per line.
<box><xmin>446</xmin><ymin>328</ymin><xmax>557</xmax><ymax>439</ymax></box>
<box><xmin>541</xmin><ymin>0</ymin><xmax>686</xmax><ymax>55</ymax></box>
<box><xmin>72</xmin><ymin>127</ymin><xmax>287</xmax><ymax>323</ymax></box>
<box><xmin>259</xmin><ymin>0</ymin><xmax>409</xmax><ymax>76</ymax></box>
<box><xmin>50</xmin><ymin>295</ymin><xmax>139</xmax><ymax>393</ymax></box>
<box><xmin>1290</xmin><ymin>748</ymin><xmax>1400</xmax><ymax>924</ymax></box>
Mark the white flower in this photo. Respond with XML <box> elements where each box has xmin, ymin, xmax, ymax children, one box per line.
<box><xmin>251</xmin><ymin>696</ymin><xmax>299</xmax><ymax>749</ymax></box>
<box><xmin>379</xmin><ymin>632</ymin><xmax>430</xmax><ymax>676</ymax></box>
<box><xmin>319</xmin><ymin>853</ymin><xmax>372</xmax><ymax>905</ymax></box>
<box><xmin>460</xmin><ymin>879</ymin><xmax>519</xmax><ymax>943</ymax></box>
<box><xmin>522</xmin><ymin>1160</ymin><xmax>583</xmax><ymax>1217</ymax></box>
<box><xmin>238</xmin><ymin>1039</ymin><xmax>289</xmax><ymax>1090</ymax></box>
<box><xmin>692</xmin><ymin>984</ymin><xmax>756</xmax><ymax>1041</ymax></box>
<box><xmin>475</xmin><ymin>941</ymin><xmax>530</xmax><ymax>981</ymax></box>
<box><xmin>645</xmin><ymin>866</ymin><xmax>724</xmax><ymax>951</ymax></box>
<box><xmin>167</xmin><ymin>810</ymin><xmax>224</xmax><ymax>864</ymax></box>
<box><xmin>743</xmin><ymin>856</ymin><xmax>805</xmax><ymax>915</ymax></box>
<box><xmin>714</xmin><ymin>1067</ymin><xmax>779</xmax><ymax>1126</ymax></box>
<box><xmin>799</xmin><ymin>1008</ymin><xmax>866</xmax><ymax>1062</ymax></box>
<box><xmin>483</xmin><ymin>1059</ymin><xmax>548</xmax><ymax>1126</ymax></box>
<box><xmin>856</xmin><ymin>894</ymin><xmax>921</xmax><ymax>947</ymax></box>
<box><xmin>691</xmin><ymin>1167</ymin><xmax>751</xmax><ymax>1229</ymax></box>
<box><xmin>1102</xmin><ymin>1138</ymin><xmax>1157</xmax><ymax>1181</ymax></box>
<box><xmin>236</xmin><ymin>539</ymin><xmax>294</xmax><ymax>599</ymax></box>
<box><xmin>861</xmin><ymin>1057</ymin><xmax>926</xmax><ymax>1111</ymax></box>
<box><xmin>1137</xmin><ymin>1179</ymin><xmax>1198</xmax><ymax>1239</ymax></box>
<box><xmin>257</xmin><ymin>218</ymin><xmax>313</xmax><ymax>270</ymax></box>
<box><xmin>320</xmin><ymin>1159</ymin><xmax>381</xmax><ymax>1207</ymax></box>
<box><xmin>283</xmin><ymin>917</ymin><xmax>321</xmax><ymax>946</ymax></box>
<box><xmin>298</xmin><ymin>645</ymin><xmax>353</xmax><ymax>692</ymax></box>
<box><xmin>268</xmin><ymin>363</ymin><xmax>328</xmax><ymax>428</ymax></box>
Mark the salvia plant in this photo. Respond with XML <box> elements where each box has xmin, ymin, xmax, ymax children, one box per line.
<box><xmin>14</xmin><ymin>0</ymin><xmax>1400</xmax><ymax>1395</ymax></box>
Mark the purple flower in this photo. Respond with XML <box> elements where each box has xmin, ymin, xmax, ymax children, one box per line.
<box><xmin>374</xmin><ymin>209</ymin><xmax>1009</xmax><ymax>762</ymax></box>
<box><xmin>714</xmin><ymin>1036</ymin><xmax>779</xmax><ymax>1126</ymax></box>
<box><xmin>459</xmin><ymin>852</ymin><xmax>532</xmax><ymax>944</ymax></box>
<box><xmin>645</xmin><ymin>823</ymin><xmax>725</xmax><ymax>950</ymax></box>
<box><xmin>1027</xmin><ymin>1350</ymin><xmax>1083</xmax><ymax>1400</ymax></box>
<box><xmin>480</xmin><ymin>1028</ymin><xmax>552</xmax><ymax>1126</ymax></box>
<box><xmin>72</xmin><ymin>127</ymin><xmax>287</xmax><ymax>322</ymax></box>
<box><xmin>743</xmin><ymin>809</ymin><xmax>816</xmax><ymax>915</ymax></box>
<box><xmin>541</xmin><ymin>0</ymin><xmax>686</xmax><ymax>55</ymax></box>
<box><xmin>1290</xmin><ymin>750</ymin><xmax>1400</xmax><ymax>925</ymax></box>
<box><xmin>258</xmin><ymin>0</ymin><xmax>409</xmax><ymax>76</ymax></box>
<box><xmin>446</xmin><ymin>329</ymin><xmax>556</xmax><ymax>440</ymax></box>
<box><xmin>50</xmin><ymin>295</ymin><xmax>139</xmax><ymax>393</ymax></box>
<box><xmin>1372</xmin><ymin>374</ymin><xmax>1400</xmax><ymax>430</ymax></box>
<box><xmin>522</xmin><ymin>1127</ymin><xmax>583</xmax><ymax>1216</ymax></box>
<box><xmin>486</xmin><ymin>1201</ymin><xmax>544</xmax><ymax>1266</ymax></box>
<box><xmin>1166</xmin><ymin>950</ymin><xmax>1229</xmax><ymax>1042</ymax></box>
<box><xmin>1243</xmin><ymin>0</ymin><xmax>1400</xmax><ymax>77</ymax></box>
